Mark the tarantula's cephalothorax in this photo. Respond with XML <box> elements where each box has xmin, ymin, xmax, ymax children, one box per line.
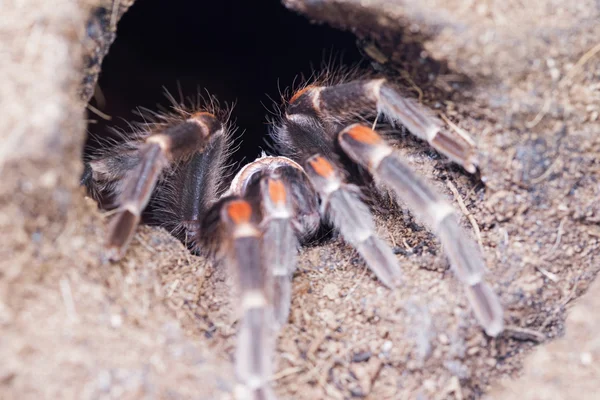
<box><xmin>84</xmin><ymin>77</ymin><xmax>504</xmax><ymax>399</ymax></box>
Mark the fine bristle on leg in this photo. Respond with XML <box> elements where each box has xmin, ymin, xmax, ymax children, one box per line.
<box><xmin>304</xmin><ymin>155</ymin><xmax>402</xmax><ymax>288</ymax></box>
<box><xmin>338</xmin><ymin>124</ymin><xmax>503</xmax><ymax>336</ymax></box>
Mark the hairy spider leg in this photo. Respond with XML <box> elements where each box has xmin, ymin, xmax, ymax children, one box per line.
<box><xmin>304</xmin><ymin>155</ymin><xmax>402</xmax><ymax>287</ymax></box>
<box><xmin>201</xmin><ymin>196</ymin><xmax>275</xmax><ymax>400</ymax></box>
<box><xmin>95</xmin><ymin>111</ymin><xmax>224</xmax><ymax>260</ymax></box>
<box><xmin>338</xmin><ymin>124</ymin><xmax>504</xmax><ymax>336</ymax></box>
<box><xmin>84</xmin><ymin>145</ymin><xmax>143</xmax><ymax>206</ymax></box>
<box><xmin>286</xmin><ymin>79</ymin><xmax>478</xmax><ymax>173</ymax></box>
<box><xmin>158</xmin><ymin>119</ymin><xmax>231</xmax><ymax>244</ymax></box>
<box><xmin>259</xmin><ymin>176</ymin><xmax>298</xmax><ymax>328</ymax></box>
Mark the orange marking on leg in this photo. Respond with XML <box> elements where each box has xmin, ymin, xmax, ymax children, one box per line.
<box><xmin>268</xmin><ymin>179</ymin><xmax>287</xmax><ymax>204</ymax></box>
<box><xmin>308</xmin><ymin>156</ymin><xmax>335</xmax><ymax>178</ymax></box>
<box><xmin>188</xmin><ymin>112</ymin><xmax>218</xmax><ymax>139</ymax></box>
<box><xmin>191</xmin><ymin>111</ymin><xmax>215</xmax><ymax>119</ymax></box>
<box><xmin>345</xmin><ymin>125</ymin><xmax>382</xmax><ymax>145</ymax></box>
<box><xmin>226</xmin><ymin>200</ymin><xmax>252</xmax><ymax>224</ymax></box>
<box><xmin>290</xmin><ymin>85</ymin><xmax>315</xmax><ymax>104</ymax></box>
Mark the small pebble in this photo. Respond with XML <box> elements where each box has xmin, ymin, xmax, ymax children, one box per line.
<box><xmin>467</xmin><ymin>347</ymin><xmax>480</xmax><ymax>356</ymax></box>
<box><xmin>110</xmin><ymin>314</ymin><xmax>122</xmax><ymax>328</ymax></box>
<box><xmin>322</xmin><ymin>283</ymin><xmax>339</xmax><ymax>300</ymax></box>
<box><xmin>423</xmin><ymin>379</ymin><xmax>437</xmax><ymax>392</ymax></box>
<box><xmin>581</xmin><ymin>352</ymin><xmax>593</xmax><ymax>365</ymax></box>
<box><xmin>438</xmin><ymin>333</ymin><xmax>449</xmax><ymax>345</ymax></box>
<box><xmin>352</xmin><ymin>350</ymin><xmax>372</xmax><ymax>363</ymax></box>
<box><xmin>381</xmin><ymin>340</ymin><xmax>393</xmax><ymax>353</ymax></box>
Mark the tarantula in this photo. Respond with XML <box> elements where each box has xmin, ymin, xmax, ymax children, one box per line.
<box><xmin>84</xmin><ymin>76</ymin><xmax>504</xmax><ymax>399</ymax></box>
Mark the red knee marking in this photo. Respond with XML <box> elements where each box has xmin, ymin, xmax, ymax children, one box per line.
<box><xmin>188</xmin><ymin>112</ymin><xmax>219</xmax><ymax>140</ymax></box>
<box><xmin>308</xmin><ymin>156</ymin><xmax>335</xmax><ymax>178</ymax></box>
<box><xmin>190</xmin><ymin>111</ymin><xmax>216</xmax><ymax>130</ymax></box>
<box><xmin>191</xmin><ymin>111</ymin><xmax>215</xmax><ymax>119</ymax></box>
<box><xmin>226</xmin><ymin>200</ymin><xmax>252</xmax><ymax>224</ymax></box>
<box><xmin>290</xmin><ymin>85</ymin><xmax>315</xmax><ymax>104</ymax></box>
<box><xmin>344</xmin><ymin>125</ymin><xmax>382</xmax><ymax>145</ymax></box>
<box><xmin>268</xmin><ymin>179</ymin><xmax>287</xmax><ymax>204</ymax></box>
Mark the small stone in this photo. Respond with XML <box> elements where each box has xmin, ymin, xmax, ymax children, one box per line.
<box><xmin>352</xmin><ymin>350</ymin><xmax>372</xmax><ymax>363</ymax></box>
<box><xmin>406</xmin><ymin>360</ymin><xmax>420</xmax><ymax>370</ymax></box>
<box><xmin>110</xmin><ymin>314</ymin><xmax>123</xmax><ymax>328</ymax></box>
<box><xmin>71</xmin><ymin>236</ymin><xmax>86</xmax><ymax>249</ymax></box>
<box><xmin>467</xmin><ymin>347</ymin><xmax>480</xmax><ymax>356</ymax></box>
<box><xmin>581</xmin><ymin>352</ymin><xmax>593</xmax><ymax>365</ymax></box>
<box><xmin>485</xmin><ymin>357</ymin><xmax>497</xmax><ymax>367</ymax></box>
<box><xmin>40</xmin><ymin>171</ymin><xmax>58</xmax><ymax>188</ymax></box>
<box><xmin>438</xmin><ymin>333</ymin><xmax>449</xmax><ymax>345</ymax></box>
<box><xmin>322</xmin><ymin>283</ymin><xmax>339</xmax><ymax>301</ymax></box>
<box><xmin>423</xmin><ymin>378</ymin><xmax>437</xmax><ymax>392</ymax></box>
<box><xmin>319</xmin><ymin>309</ymin><xmax>337</xmax><ymax>329</ymax></box>
<box><xmin>381</xmin><ymin>340</ymin><xmax>393</xmax><ymax>353</ymax></box>
<box><xmin>350</xmin><ymin>358</ymin><xmax>381</xmax><ymax>396</ymax></box>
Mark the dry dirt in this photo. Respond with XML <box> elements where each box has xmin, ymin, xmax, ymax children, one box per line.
<box><xmin>1</xmin><ymin>0</ymin><xmax>599</xmax><ymax>399</ymax></box>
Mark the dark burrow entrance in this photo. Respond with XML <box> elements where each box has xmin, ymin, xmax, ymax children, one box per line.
<box><xmin>86</xmin><ymin>0</ymin><xmax>364</xmax><ymax>164</ymax></box>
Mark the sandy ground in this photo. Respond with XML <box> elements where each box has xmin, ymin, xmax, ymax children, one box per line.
<box><xmin>1</xmin><ymin>0</ymin><xmax>599</xmax><ymax>399</ymax></box>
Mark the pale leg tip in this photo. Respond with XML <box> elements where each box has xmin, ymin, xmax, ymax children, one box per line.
<box><xmin>465</xmin><ymin>282</ymin><xmax>504</xmax><ymax>337</ymax></box>
<box><xmin>377</xmin><ymin>270</ymin><xmax>403</xmax><ymax>289</ymax></box>
<box><xmin>484</xmin><ymin>319</ymin><xmax>504</xmax><ymax>337</ymax></box>
<box><xmin>104</xmin><ymin>246</ymin><xmax>124</xmax><ymax>262</ymax></box>
<box><xmin>391</xmin><ymin>275</ymin><xmax>403</xmax><ymax>288</ymax></box>
<box><xmin>464</xmin><ymin>159</ymin><xmax>478</xmax><ymax>174</ymax></box>
<box><xmin>235</xmin><ymin>384</ymin><xmax>277</xmax><ymax>400</ymax></box>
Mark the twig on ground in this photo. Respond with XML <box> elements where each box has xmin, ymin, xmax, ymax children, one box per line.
<box><xmin>446</xmin><ymin>180</ymin><xmax>484</xmax><ymax>251</ymax></box>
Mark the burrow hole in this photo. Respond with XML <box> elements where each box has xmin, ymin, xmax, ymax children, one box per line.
<box><xmin>86</xmin><ymin>0</ymin><xmax>364</xmax><ymax>163</ymax></box>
